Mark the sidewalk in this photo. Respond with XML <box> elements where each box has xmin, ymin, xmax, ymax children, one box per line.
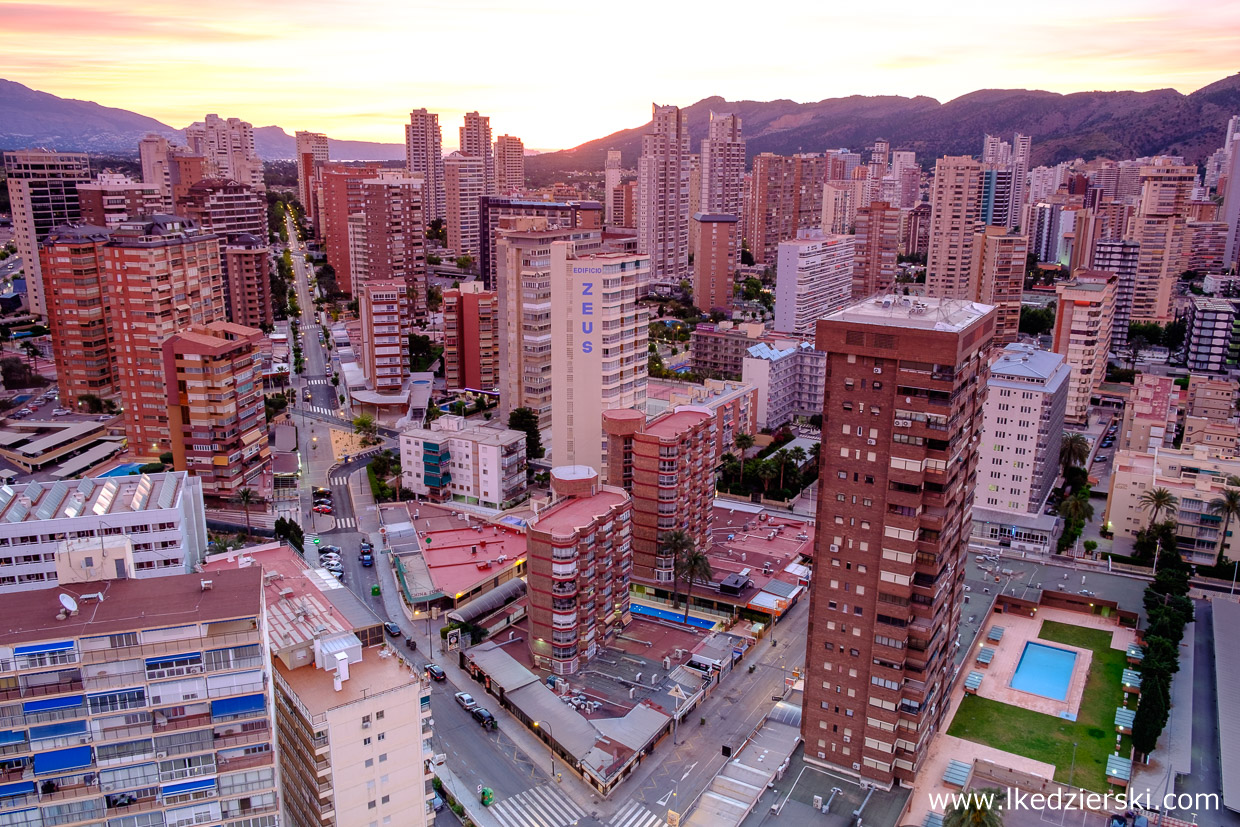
<box><xmin>1128</xmin><ymin>615</ymin><xmax>1194</xmax><ymax>799</ymax></box>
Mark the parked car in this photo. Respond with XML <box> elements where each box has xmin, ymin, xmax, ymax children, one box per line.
<box><xmin>313</xmin><ymin>487</ymin><xmax>331</xmax><ymax>496</ymax></box>
<box><xmin>383</xmin><ymin>622</ymin><xmax>402</xmax><ymax>637</ymax></box>
<box><xmin>454</xmin><ymin>692</ymin><xmax>477</xmax><ymax>711</ymax></box>
<box><xmin>360</xmin><ymin>550</ymin><xmax>374</xmax><ymax>567</ymax></box>
<box><xmin>472</xmin><ymin>708</ymin><xmax>497</xmax><ymax>729</ymax></box>
<box><xmin>321</xmin><ymin>545</ymin><xmax>342</xmax><ymax>554</ymax></box>
<box><xmin>314</xmin><ymin>498</ymin><xmax>333</xmax><ymax>507</ymax></box>
<box><xmin>52</xmin><ymin>409</ymin><xmax>71</xmax><ymax>416</ymax></box>
<box><xmin>426</xmin><ymin>664</ymin><xmax>446</xmax><ymax>682</ymax></box>
<box><xmin>1108</xmin><ymin>816</ymin><xmax>1127</xmax><ymax>827</ymax></box>
<box><xmin>313</xmin><ymin>505</ymin><xmax>333</xmax><ymax>514</ymax></box>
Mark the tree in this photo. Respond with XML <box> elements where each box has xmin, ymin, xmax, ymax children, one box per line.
<box><xmin>1018</xmin><ymin>306</ymin><xmax>1055</xmax><ymax>337</ymax></box>
<box><xmin>719</xmin><ymin>453</ymin><xmax>741</xmax><ymax>483</ymax></box>
<box><xmin>508</xmin><ymin>407</ymin><xmax>544</xmax><ymax>459</ymax></box>
<box><xmin>454</xmin><ymin>254</ymin><xmax>475</xmax><ymax>272</ymax></box>
<box><xmin>353</xmin><ymin>413</ymin><xmax>377</xmax><ymax>441</ymax></box>
<box><xmin>755</xmin><ymin>459</ymin><xmax>778</xmax><ymax>494</ymax></box>
<box><xmin>734</xmin><ymin>433</ymin><xmax>755</xmax><ymax>480</ymax></box>
<box><xmin>787</xmin><ymin>445</ymin><xmax>808</xmax><ymax>487</ymax></box>
<box><xmin>427</xmin><ymin>284</ymin><xmax>443</xmax><ymax>313</ymax></box>
<box><xmin>662</xmin><ymin>530</ymin><xmax>695</xmax><ymax>611</ymax></box>
<box><xmin>78</xmin><ymin>393</ymin><xmax>104</xmax><ymax>414</ymax></box>
<box><xmin>678</xmin><ymin>546</ymin><xmax>714</xmax><ymax>624</ymax></box>
<box><xmin>237</xmin><ymin>488</ymin><xmax>255</xmax><ymax>536</ymax></box>
<box><xmin>1209</xmin><ymin>487</ymin><xmax>1240</xmax><ymax>565</ymax></box>
<box><xmin>944</xmin><ymin>786</ymin><xmax>1006</xmax><ymax>827</ymax></box>
<box><xmin>1127</xmin><ymin>334</ymin><xmax>1148</xmax><ymax>369</ymax></box>
<box><xmin>773</xmin><ymin>449</ymin><xmax>791</xmax><ymax>491</ymax></box>
<box><xmin>1058</xmin><ymin>493</ymin><xmax>1094</xmax><ymax>526</ymax></box>
<box><xmin>1059</xmin><ymin>432</ymin><xmax>1090</xmax><ymax>475</ymax></box>
<box><xmin>1130</xmin><ymin>681</ymin><xmax>1168</xmax><ymax>756</ymax></box>
<box><xmin>426</xmin><ymin>218</ymin><xmax>447</xmax><ymax>243</ymax></box>
<box><xmin>1138</xmin><ymin>487</ymin><xmax>1179</xmax><ymax>527</ymax></box>
<box><xmin>19</xmin><ymin>341</ymin><xmax>40</xmax><ymax>367</ymax></box>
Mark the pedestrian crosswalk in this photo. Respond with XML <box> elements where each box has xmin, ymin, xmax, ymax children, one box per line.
<box><xmin>489</xmin><ymin>784</ymin><xmax>585</xmax><ymax>827</ymax></box>
<box><xmin>329</xmin><ymin>475</ymin><xmax>350</xmax><ymax>486</ymax></box>
<box><xmin>332</xmin><ymin>515</ymin><xmax>356</xmax><ymax>529</ymax></box>
<box><xmin>609</xmin><ymin>800</ymin><xmax>668</xmax><ymax>827</ymax></box>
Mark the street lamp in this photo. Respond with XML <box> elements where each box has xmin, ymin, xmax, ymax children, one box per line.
<box><xmin>532</xmin><ymin>720</ymin><xmax>555</xmax><ymax>777</ymax></box>
<box><xmin>1069</xmin><ymin>741</ymin><xmax>1078</xmax><ymax>788</ymax></box>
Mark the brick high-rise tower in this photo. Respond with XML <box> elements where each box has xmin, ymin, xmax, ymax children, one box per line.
<box><xmin>804</xmin><ymin>295</ymin><xmax>995</xmax><ymax>788</ymax></box>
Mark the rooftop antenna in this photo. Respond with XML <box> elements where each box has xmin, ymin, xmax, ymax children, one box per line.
<box><xmin>59</xmin><ymin>593</ymin><xmax>78</xmax><ymax>614</ymax></box>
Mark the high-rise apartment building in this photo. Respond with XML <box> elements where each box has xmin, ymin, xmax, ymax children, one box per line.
<box><xmin>975</xmin><ymin>343</ymin><xmax>1069</xmax><ymax>514</ymax></box>
<box><xmin>4</xmin><ymin>149</ymin><xmax>91</xmax><ymax>317</ymax></box>
<box><xmin>176</xmin><ymin>178</ymin><xmax>266</xmax><ymax>238</ymax></box>
<box><xmin>222</xmin><ymin>234</ymin><xmax>274</xmax><ymax>329</ymax></box>
<box><xmin>41</xmin><ymin>224</ymin><xmax>117</xmax><ymax>406</ymax></box>
<box><xmin>405</xmin><ymin>109</ymin><xmax>446</xmax><ymax>221</ymax></box>
<box><xmin>550</xmin><ymin>247</ymin><xmax>650</xmax><ymax>476</ymax></box>
<box><xmin>0</xmin><ymin>564</ymin><xmax>279</xmax><ymax>826</ymax></box>
<box><xmin>852</xmin><ymin>201</ymin><xmax>901</xmax><ymax>298</ymax></box>
<box><xmin>359</xmin><ymin>280</ymin><xmax>411</xmax><ymax>394</ymax></box>
<box><xmin>76</xmin><ymin>174</ymin><xmax>163</xmax><ymax>228</ymax></box>
<box><xmin>926</xmin><ymin>156</ymin><xmax>983</xmax><ymax>300</ymax></box>
<box><xmin>399</xmin><ymin>415</ymin><xmax>527</xmax><ymax>508</ymax></box>
<box><xmin>691</xmin><ymin>212</ymin><xmax>739</xmax><ymax>314</ymax></box>
<box><xmin>495</xmin><ymin>220</ymin><xmax>603</xmax><ymax>428</ymax></box>
<box><xmin>1188</xmin><ymin>220</ymin><xmax>1230</xmax><ymax>274</ymax></box>
<box><xmin>746</xmin><ymin>153</ymin><xmax>828</xmax><ymax>265</ymax></box>
<box><xmin>603</xmin><ymin>406</ymin><xmax>714</xmax><ymax>587</ymax></box>
<box><xmin>526</xmin><ymin>466</ymin><xmax>632</xmax><ymax>674</ymax></box>
<box><xmin>478</xmin><ymin>197</ymin><xmax>603</xmax><ymax>289</ymax></box>
<box><xmin>294</xmin><ymin>130</ymin><xmax>329</xmax><ymax>224</ymax></box>
<box><xmin>108</xmin><ymin>216</ymin><xmax>226</xmax><ymax>454</ymax></box>
<box><xmin>774</xmin><ymin>232</ymin><xmax>854</xmax><ymax>335</ymax></box>
<box><xmin>980</xmin><ymin>133</ymin><xmax>1031</xmax><ymax>228</ymax></box>
<box><xmin>351</xmin><ymin>175</ymin><xmax>427</xmax><ymax>317</ymax></box>
<box><xmin>444</xmin><ymin>152</ymin><xmax>486</xmax><ymax>257</ymax></box>
<box><xmin>741</xmin><ymin>337</ymin><xmax>827</xmax><ymax>430</ymax></box>
<box><xmin>1052</xmin><ymin>270</ymin><xmax>1117</xmax><ymax>425</ymax></box>
<box><xmin>1127</xmin><ymin>164</ymin><xmax>1195</xmax><ymax>323</ymax></box>
<box><xmin>804</xmin><ymin>295</ymin><xmax>994</xmax><ymax>788</ymax></box>
<box><xmin>185</xmin><ymin>114</ymin><xmax>264</xmax><ymax>193</ymax></box>
<box><xmin>1222</xmin><ymin>136</ymin><xmax>1240</xmax><ymax>270</ymax></box>
<box><xmin>459</xmin><ymin>111</ymin><xmax>496</xmax><ymax>194</ymax></box>
<box><xmin>164</xmin><ymin>322</ymin><xmax>270</xmax><ymax>499</ymax></box>
<box><xmin>1091</xmin><ymin>239</ymin><xmax>1139</xmax><ymax>349</ymax></box>
<box><xmin>972</xmin><ymin>225</ymin><xmax>1028</xmax><ymax>346</ymax></box>
<box><xmin>494</xmin><ymin>134</ymin><xmax>525</xmax><ymax>194</ymax></box>
<box><xmin>637</xmin><ymin>104</ymin><xmax>692</xmax><ymax>294</ymax></box>
<box><xmin>318</xmin><ymin>163</ymin><xmax>383</xmax><ymax>293</ymax></box>
<box><xmin>443</xmin><ymin>282</ymin><xmax>499</xmax><ymax>391</ymax></box>
<box><xmin>605</xmin><ymin>150</ymin><xmax>623</xmax><ymax>225</ymax></box>
<box><xmin>699</xmin><ymin>112</ymin><xmax>745</xmax><ymax>236</ymax></box>
<box><xmin>1185</xmin><ymin>297</ymin><xmax>1236</xmax><ymax>373</ymax></box>
<box><xmin>138</xmin><ymin>133</ymin><xmax>174</xmax><ymax>208</ymax></box>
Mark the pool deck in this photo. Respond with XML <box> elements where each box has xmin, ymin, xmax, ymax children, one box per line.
<box><xmin>902</xmin><ymin>608</ymin><xmax>1136</xmax><ymax>827</ymax></box>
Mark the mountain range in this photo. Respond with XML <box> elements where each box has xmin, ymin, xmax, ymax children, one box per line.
<box><xmin>2</xmin><ymin>74</ymin><xmax>1239</xmax><ymax>174</ymax></box>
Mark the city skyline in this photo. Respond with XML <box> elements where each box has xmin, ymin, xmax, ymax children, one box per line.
<box><xmin>3</xmin><ymin>0</ymin><xmax>1238</xmax><ymax>151</ymax></box>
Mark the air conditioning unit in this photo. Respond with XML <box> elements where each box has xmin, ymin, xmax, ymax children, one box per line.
<box><xmin>156</xmin><ymin>751</ymin><xmax>167</xmax><ymax>758</ymax></box>
<box><xmin>818</xmin><ymin>751</ymin><xmax>826</xmax><ymax>760</ymax></box>
<box><xmin>843</xmin><ymin>735</ymin><xmax>851</xmax><ymax>743</ymax></box>
<box><xmin>852</xmin><ymin>762</ymin><xmax>862</xmax><ymax>771</ymax></box>
<box><xmin>895</xmin><ymin>419</ymin><xmax>911</xmax><ymax>427</ymax></box>
<box><xmin>829</xmin><ymin>544</ymin><xmax>840</xmax><ymax>553</ymax></box>
<box><xmin>362</xmin><ymin>720</ymin><xmax>371</xmax><ymax>729</ymax></box>
<box><xmin>102</xmin><ymin>784</ymin><xmax>115</xmax><ymax>793</ymax></box>
<box><xmin>867</xmin><ymin>439</ymin><xmax>876</xmax><ymax>446</ymax></box>
<box><xmin>874</xmin><ymin>367</ymin><xmax>882</xmax><ymax>374</ymax></box>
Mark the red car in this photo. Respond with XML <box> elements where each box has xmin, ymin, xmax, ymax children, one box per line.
<box><xmin>313</xmin><ymin>505</ymin><xmax>333</xmax><ymax>514</ymax></box>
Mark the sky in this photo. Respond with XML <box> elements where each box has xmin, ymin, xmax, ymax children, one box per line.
<box><xmin>3</xmin><ymin>0</ymin><xmax>1238</xmax><ymax>151</ymax></box>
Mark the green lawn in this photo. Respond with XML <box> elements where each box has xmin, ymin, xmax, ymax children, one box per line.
<box><xmin>947</xmin><ymin>619</ymin><xmax>1131</xmax><ymax>792</ymax></box>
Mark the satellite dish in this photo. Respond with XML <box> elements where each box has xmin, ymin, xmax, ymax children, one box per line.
<box><xmin>59</xmin><ymin>594</ymin><xmax>78</xmax><ymax>613</ymax></box>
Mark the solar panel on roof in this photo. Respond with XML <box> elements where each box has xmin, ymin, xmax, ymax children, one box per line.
<box><xmin>130</xmin><ymin>475</ymin><xmax>153</xmax><ymax>512</ymax></box>
<box><xmin>0</xmin><ymin>486</ymin><xmax>15</xmax><ymax>512</ymax></box>
<box><xmin>76</xmin><ymin>478</ymin><xmax>95</xmax><ymax>497</ymax></box>
<box><xmin>92</xmin><ymin>481</ymin><xmax>118</xmax><ymax>515</ymax></box>
<box><xmin>34</xmin><ymin>481</ymin><xmax>69</xmax><ymax>521</ymax></box>
<box><xmin>156</xmin><ymin>477</ymin><xmax>176</xmax><ymax>509</ymax></box>
<box><xmin>6</xmin><ymin>500</ymin><xmax>30</xmax><ymax>523</ymax></box>
<box><xmin>23</xmin><ymin>482</ymin><xmax>42</xmax><ymax>502</ymax></box>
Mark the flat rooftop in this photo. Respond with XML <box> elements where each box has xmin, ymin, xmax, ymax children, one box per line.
<box><xmin>532</xmin><ymin>488</ymin><xmax>628</xmax><ymax>535</ymax></box>
<box><xmin>0</xmin><ymin>567</ymin><xmax>262</xmax><ymax>646</ymax></box>
<box><xmin>0</xmin><ymin>472</ymin><xmax>185</xmax><ymax>524</ymax></box>
<box><xmin>419</xmin><ymin>524</ymin><xmax>526</xmax><ymax>600</ymax></box>
<box><xmin>827</xmin><ymin>294</ymin><xmax>993</xmax><ymax>332</ymax></box>
<box><xmin>274</xmin><ymin>647</ymin><xmax>420</xmax><ymax>715</ymax></box>
<box><xmin>644</xmin><ymin>408</ymin><xmax>710</xmax><ymax>437</ymax></box>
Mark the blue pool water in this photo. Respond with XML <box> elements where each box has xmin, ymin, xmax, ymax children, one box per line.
<box><xmin>1010</xmin><ymin>642</ymin><xmax>1077</xmax><ymax>701</ymax></box>
<box><xmin>630</xmin><ymin>602</ymin><xmax>716</xmax><ymax>630</ymax></box>
<box><xmin>100</xmin><ymin>463</ymin><xmax>144</xmax><ymax>477</ymax></box>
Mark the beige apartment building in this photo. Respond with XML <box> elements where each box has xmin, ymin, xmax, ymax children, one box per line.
<box><xmin>691</xmin><ymin>212</ymin><xmax>739</xmax><ymax>314</ymax></box>
<box><xmin>459</xmin><ymin>111</ymin><xmax>496</xmax><ymax>194</ymax></box>
<box><xmin>1052</xmin><ymin>270</ymin><xmax>1117</xmax><ymax>425</ymax></box>
<box><xmin>637</xmin><ymin>104</ymin><xmax>692</xmax><ymax>294</ymax></box>
<box><xmin>1127</xmin><ymin>164</ymin><xmax>1195</xmax><ymax>323</ymax></box>
<box><xmin>550</xmin><ymin>247</ymin><xmax>650</xmax><ymax>476</ymax></box>
<box><xmin>1118</xmin><ymin>373</ymin><xmax>1178</xmax><ymax>453</ymax></box>
<box><xmin>185</xmin><ymin>114</ymin><xmax>264</xmax><ymax>193</ymax></box>
<box><xmin>445</xmin><ymin>152</ymin><xmax>486</xmax><ymax>257</ymax></box>
<box><xmin>295</xmin><ymin>130</ymin><xmax>329</xmax><ymax>222</ymax></box>
<box><xmin>352</xmin><ymin>174</ymin><xmax>427</xmax><ymax>317</ymax></box>
<box><xmin>699</xmin><ymin>112</ymin><xmax>745</xmax><ymax>244</ymax></box>
<box><xmin>76</xmin><ymin>174</ymin><xmax>163</xmax><ymax>228</ymax></box>
<box><xmin>973</xmin><ymin>225</ymin><xmax>1029</xmax><ymax>346</ymax></box>
<box><xmin>852</xmin><ymin>200</ymin><xmax>901</xmax><ymax>298</ymax></box>
<box><xmin>926</xmin><ymin>155</ymin><xmax>983</xmax><ymax>300</ymax></box>
<box><xmin>359</xmin><ymin>281</ymin><xmax>411</xmax><ymax>395</ymax></box>
<box><xmin>404</xmin><ymin>109</ymin><xmax>446</xmax><ymax>221</ymax></box>
<box><xmin>494</xmin><ymin>134</ymin><xmax>525</xmax><ymax>194</ymax></box>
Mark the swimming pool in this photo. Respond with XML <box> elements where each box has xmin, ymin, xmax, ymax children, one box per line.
<box><xmin>1010</xmin><ymin>641</ymin><xmax>1077</xmax><ymax>701</ymax></box>
<box><xmin>100</xmin><ymin>463</ymin><xmax>144</xmax><ymax>477</ymax></box>
<box><xmin>630</xmin><ymin>602</ymin><xmax>716</xmax><ymax>630</ymax></box>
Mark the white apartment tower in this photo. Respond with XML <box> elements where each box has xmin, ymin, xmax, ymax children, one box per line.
<box><xmin>774</xmin><ymin>232</ymin><xmax>855</xmax><ymax>335</ymax></box>
<box><xmin>494</xmin><ymin>134</ymin><xmax>525</xmax><ymax>194</ymax></box>
<box><xmin>460</xmin><ymin>111</ymin><xmax>496</xmax><ymax>195</ymax></box>
<box><xmin>184</xmin><ymin>114</ymin><xmax>264</xmax><ymax>192</ymax></box>
<box><xmin>405</xmin><ymin>108</ymin><xmax>447</xmax><ymax>221</ymax></box>
<box><xmin>550</xmin><ymin>246</ymin><xmax>650</xmax><ymax>476</ymax></box>
<box><xmin>295</xmin><ymin>130</ymin><xmax>329</xmax><ymax>219</ymax></box>
<box><xmin>637</xmin><ymin>104</ymin><xmax>691</xmax><ymax>295</ymax></box>
<box><xmin>975</xmin><ymin>344</ymin><xmax>1070</xmax><ymax>514</ymax></box>
<box><xmin>700</xmin><ymin>112</ymin><xmax>745</xmax><ymax>228</ymax></box>
<box><xmin>445</xmin><ymin>152</ymin><xmax>486</xmax><ymax>257</ymax></box>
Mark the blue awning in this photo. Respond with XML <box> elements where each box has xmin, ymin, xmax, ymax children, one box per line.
<box><xmin>30</xmin><ymin>719</ymin><xmax>87</xmax><ymax>740</ymax></box>
<box><xmin>212</xmin><ymin>693</ymin><xmax>265</xmax><ymax>718</ymax></box>
<box><xmin>162</xmin><ymin>777</ymin><xmax>217</xmax><ymax>796</ymax></box>
<box><xmin>23</xmin><ymin>695</ymin><xmax>83</xmax><ymax>714</ymax></box>
<box><xmin>0</xmin><ymin>781</ymin><xmax>34</xmax><ymax>799</ymax></box>
<box><xmin>145</xmin><ymin>653</ymin><xmax>200</xmax><ymax>667</ymax></box>
<box><xmin>33</xmin><ymin>745</ymin><xmax>92</xmax><ymax>775</ymax></box>
<box><xmin>14</xmin><ymin>640</ymin><xmax>73</xmax><ymax>656</ymax></box>
<box><xmin>0</xmin><ymin>730</ymin><xmax>25</xmax><ymax>746</ymax></box>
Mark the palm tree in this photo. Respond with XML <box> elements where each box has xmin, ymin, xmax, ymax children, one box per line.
<box><xmin>1059</xmin><ymin>432</ymin><xmax>1090</xmax><ymax>475</ymax></box>
<box><xmin>1208</xmin><ymin>487</ymin><xmax>1240</xmax><ymax>565</ymax></box>
<box><xmin>19</xmin><ymin>341</ymin><xmax>39</xmax><ymax>368</ymax></box>
<box><xmin>678</xmin><ymin>547</ymin><xmax>715</xmax><ymax>625</ymax></box>
<box><xmin>719</xmin><ymin>454</ymin><xmax>741</xmax><ymax>484</ymax></box>
<box><xmin>1058</xmin><ymin>493</ymin><xmax>1094</xmax><ymax>526</ymax></box>
<box><xmin>661</xmin><ymin>530</ymin><xmax>695</xmax><ymax>611</ymax></box>
<box><xmin>773</xmin><ymin>449</ymin><xmax>791</xmax><ymax>491</ymax></box>
<box><xmin>237</xmin><ymin>488</ymin><xmax>255</xmax><ymax>536</ymax></box>
<box><xmin>755</xmin><ymin>459</ymin><xmax>778</xmax><ymax>494</ymax></box>
<box><xmin>1138</xmin><ymin>487</ymin><xmax>1179</xmax><ymax>528</ymax></box>
<box><xmin>944</xmin><ymin>786</ymin><xmax>1006</xmax><ymax>827</ymax></box>
<box><xmin>734</xmin><ymin>433</ymin><xmax>754</xmax><ymax>480</ymax></box>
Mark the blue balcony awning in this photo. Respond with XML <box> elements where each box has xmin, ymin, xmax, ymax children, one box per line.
<box><xmin>145</xmin><ymin>653</ymin><xmax>200</xmax><ymax>668</ymax></box>
<box><xmin>0</xmin><ymin>781</ymin><xmax>34</xmax><ymax>799</ymax></box>
<box><xmin>211</xmin><ymin>692</ymin><xmax>265</xmax><ymax>718</ymax></box>
<box><xmin>33</xmin><ymin>744</ymin><xmax>92</xmax><ymax>775</ymax></box>
<box><xmin>162</xmin><ymin>777</ymin><xmax>217</xmax><ymax>796</ymax></box>
<box><xmin>30</xmin><ymin>719</ymin><xmax>87</xmax><ymax>740</ymax></box>
<box><xmin>0</xmin><ymin>730</ymin><xmax>25</xmax><ymax>746</ymax></box>
<box><xmin>14</xmin><ymin>640</ymin><xmax>73</xmax><ymax>656</ymax></box>
<box><xmin>23</xmin><ymin>695</ymin><xmax>83</xmax><ymax>714</ymax></box>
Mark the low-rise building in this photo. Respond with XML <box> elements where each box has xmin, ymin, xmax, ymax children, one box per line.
<box><xmin>399</xmin><ymin>416</ymin><xmax>527</xmax><ymax>509</ymax></box>
<box><xmin>645</xmin><ymin>377</ymin><xmax>758</xmax><ymax>462</ymax></box>
<box><xmin>1118</xmin><ymin>373</ymin><xmax>1179</xmax><ymax>453</ymax></box>
<box><xmin>741</xmin><ymin>338</ymin><xmax>827</xmax><ymax>430</ymax></box>
<box><xmin>690</xmin><ymin>321</ymin><xmax>774</xmax><ymax>380</ymax></box>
